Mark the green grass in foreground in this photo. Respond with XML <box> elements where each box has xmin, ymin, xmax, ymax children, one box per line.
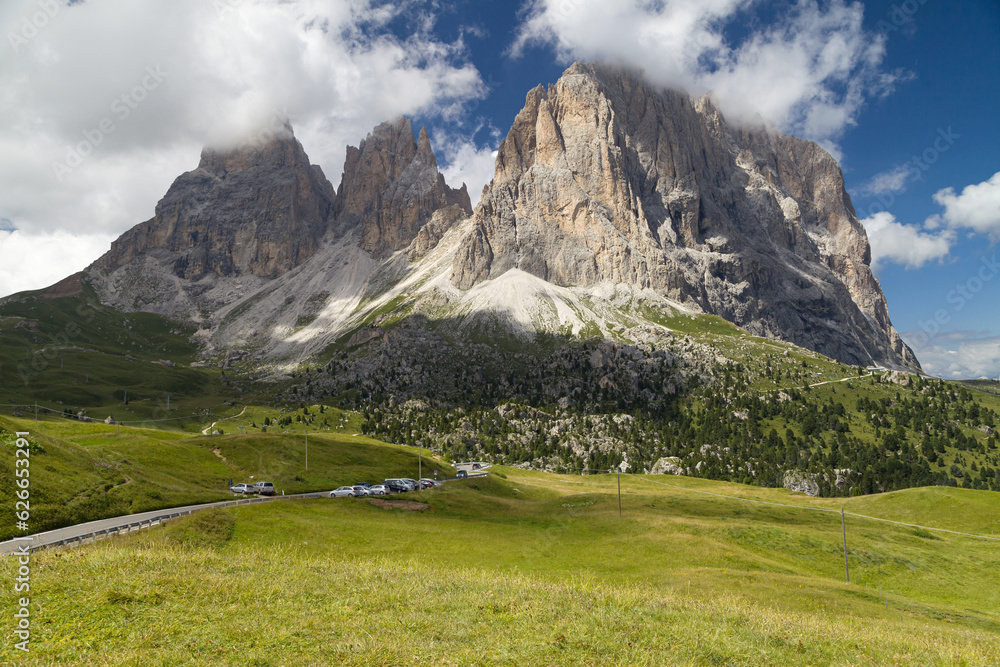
<box><xmin>1</xmin><ymin>469</ymin><xmax>997</xmax><ymax>665</ymax></box>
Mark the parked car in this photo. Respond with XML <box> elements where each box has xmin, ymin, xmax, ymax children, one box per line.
<box><xmin>329</xmin><ymin>486</ymin><xmax>356</xmax><ymax>498</ymax></box>
<box><xmin>368</xmin><ymin>484</ymin><xmax>390</xmax><ymax>496</ymax></box>
<box><xmin>400</xmin><ymin>478</ymin><xmax>419</xmax><ymax>491</ymax></box>
<box><xmin>456</xmin><ymin>470</ymin><xmax>468</xmax><ymax>479</ymax></box>
<box><xmin>418</xmin><ymin>478</ymin><xmax>439</xmax><ymax>488</ymax></box>
<box><xmin>383</xmin><ymin>479</ymin><xmax>410</xmax><ymax>492</ymax></box>
<box><xmin>230</xmin><ymin>482</ymin><xmax>255</xmax><ymax>494</ymax></box>
<box><xmin>252</xmin><ymin>481</ymin><xmax>275</xmax><ymax>496</ymax></box>
<box><xmin>351</xmin><ymin>485</ymin><xmax>371</xmax><ymax>497</ymax></box>
<box><xmin>354</xmin><ymin>482</ymin><xmax>372</xmax><ymax>489</ymax></box>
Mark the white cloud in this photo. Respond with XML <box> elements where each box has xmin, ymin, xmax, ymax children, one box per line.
<box><xmin>861</xmin><ymin>211</ymin><xmax>952</xmax><ymax>272</ymax></box>
<box><xmin>0</xmin><ymin>229</ymin><xmax>118</xmax><ymax>295</ymax></box>
<box><xmin>512</xmin><ymin>0</ymin><xmax>893</xmax><ymax>148</ymax></box>
<box><xmin>0</xmin><ymin>0</ymin><xmax>485</xmax><ymax>297</ymax></box>
<box><xmin>902</xmin><ymin>331</ymin><xmax>1000</xmax><ymax>380</ymax></box>
<box><xmin>929</xmin><ymin>171</ymin><xmax>1000</xmax><ymax>241</ymax></box>
<box><xmin>859</xmin><ymin>164</ymin><xmax>913</xmax><ymax>196</ymax></box>
<box><xmin>433</xmin><ymin>125</ymin><xmax>500</xmax><ymax>207</ymax></box>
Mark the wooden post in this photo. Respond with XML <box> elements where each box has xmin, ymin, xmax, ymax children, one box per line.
<box><xmin>841</xmin><ymin>508</ymin><xmax>850</xmax><ymax>584</ymax></box>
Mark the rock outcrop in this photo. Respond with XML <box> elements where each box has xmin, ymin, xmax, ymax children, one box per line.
<box><xmin>92</xmin><ymin>125</ymin><xmax>335</xmax><ymax>280</ymax></box>
<box><xmin>336</xmin><ymin>118</ymin><xmax>472</xmax><ymax>255</ymax></box>
<box><xmin>451</xmin><ymin>62</ymin><xmax>918</xmax><ymax>369</ymax></box>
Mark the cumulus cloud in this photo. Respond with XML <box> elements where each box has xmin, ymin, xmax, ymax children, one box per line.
<box><xmin>511</xmin><ymin>0</ymin><xmax>893</xmax><ymax>147</ymax></box>
<box><xmin>926</xmin><ymin>171</ymin><xmax>1000</xmax><ymax>241</ymax></box>
<box><xmin>433</xmin><ymin>123</ymin><xmax>501</xmax><ymax>207</ymax></box>
<box><xmin>0</xmin><ymin>0</ymin><xmax>485</xmax><ymax>297</ymax></box>
<box><xmin>858</xmin><ymin>164</ymin><xmax>914</xmax><ymax>196</ymax></box>
<box><xmin>902</xmin><ymin>331</ymin><xmax>1000</xmax><ymax>380</ymax></box>
<box><xmin>861</xmin><ymin>211</ymin><xmax>953</xmax><ymax>272</ymax></box>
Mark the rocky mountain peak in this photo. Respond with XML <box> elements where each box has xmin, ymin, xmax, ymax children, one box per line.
<box><xmin>91</xmin><ymin>127</ymin><xmax>335</xmax><ymax>281</ymax></box>
<box><xmin>451</xmin><ymin>61</ymin><xmax>917</xmax><ymax>369</ymax></box>
<box><xmin>336</xmin><ymin>117</ymin><xmax>472</xmax><ymax>254</ymax></box>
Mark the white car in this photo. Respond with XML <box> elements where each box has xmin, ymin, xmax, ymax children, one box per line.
<box><xmin>329</xmin><ymin>486</ymin><xmax>356</xmax><ymax>498</ymax></box>
<box><xmin>368</xmin><ymin>484</ymin><xmax>389</xmax><ymax>496</ymax></box>
<box><xmin>351</xmin><ymin>485</ymin><xmax>371</xmax><ymax>497</ymax></box>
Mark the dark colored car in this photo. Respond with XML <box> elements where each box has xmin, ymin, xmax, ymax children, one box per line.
<box><xmin>456</xmin><ymin>470</ymin><xmax>468</xmax><ymax>479</ymax></box>
<box><xmin>383</xmin><ymin>479</ymin><xmax>409</xmax><ymax>492</ymax></box>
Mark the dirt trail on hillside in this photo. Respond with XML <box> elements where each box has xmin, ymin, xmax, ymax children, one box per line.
<box><xmin>202</xmin><ymin>406</ymin><xmax>248</xmax><ymax>435</ymax></box>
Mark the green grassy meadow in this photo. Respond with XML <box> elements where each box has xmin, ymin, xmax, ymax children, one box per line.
<box><xmin>1</xmin><ymin>461</ymin><xmax>997</xmax><ymax>665</ymax></box>
<box><xmin>0</xmin><ymin>415</ymin><xmax>452</xmax><ymax>541</ymax></box>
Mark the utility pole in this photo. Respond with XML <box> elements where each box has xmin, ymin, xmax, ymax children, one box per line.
<box><xmin>418</xmin><ymin>444</ymin><xmax>422</xmax><ymax>489</ymax></box>
<box><xmin>34</xmin><ymin>402</ymin><xmax>37</xmax><ymax>425</ymax></box>
<box><xmin>305</xmin><ymin>428</ymin><xmax>308</xmax><ymax>472</ymax></box>
<box><xmin>617</xmin><ymin>470</ymin><xmax>622</xmax><ymax>518</ymax></box>
<box><xmin>841</xmin><ymin>508</ymin><xmax>850</xmax><ymax>584</ymax></box>
<box><xmin>165</xmin><ymin>393</ymin><xmax>170</xmax><ymax>411</ymax></box>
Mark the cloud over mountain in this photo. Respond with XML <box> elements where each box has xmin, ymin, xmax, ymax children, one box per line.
<box><xmin>512</xmin><ymin>0</ymin><xmax>894</xmax><ymax>149</ymax></box>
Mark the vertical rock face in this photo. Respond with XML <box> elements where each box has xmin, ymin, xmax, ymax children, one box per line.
<box><xmin>451</xmin><ymin>62</ymin><xmax>918</xmax><ymax>369</ymax></box>
<box><xmin>335</xmin><ymin>118</ymin><xmax>472</xmax><ymax>254</ymax></box>
<box><xmin>92</xmin><ymin>128</ymin><xmax>336</xmax><ymax>280</ymax></box>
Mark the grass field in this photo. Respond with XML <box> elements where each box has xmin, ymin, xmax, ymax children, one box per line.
<box><xmin>1</xmin><ymin>462</ymin><xmax>997</xmax><ymax>665</ymax></box>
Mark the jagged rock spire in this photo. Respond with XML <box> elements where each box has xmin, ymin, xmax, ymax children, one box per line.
<box><xmin>335</xmin><ymin>117</ymin><xmax>471</xmax><ymax>254</ymax></box>
<box><xmin>92</xmin><ymin>129</ymin><xmax>336</xmax><ymax>280</ymax></box>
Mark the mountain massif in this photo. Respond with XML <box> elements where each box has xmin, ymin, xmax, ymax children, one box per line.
<box><xmin>71</xmin><ymin>62</ymin><xmax>916</xmax><ymax>373</ymax></box>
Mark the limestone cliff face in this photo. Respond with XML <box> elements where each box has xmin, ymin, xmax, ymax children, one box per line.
<box><xmin>92</xmin><ymin>128</ymin><xmax>336</xmax><ymax>280</ymax></box>
<box><xmin>451</xmin><ymin>62</ymin><xmax>917</xmax><ymax>369</ymax></box>
<box><xmin>336</xmin><ymin>118</ymin><xmax>472</xmax><ymax>254</ymax></box>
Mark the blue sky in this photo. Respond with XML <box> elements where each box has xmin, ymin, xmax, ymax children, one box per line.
<box><xmin>1</xmin><ymin>0</ymin><xmax>998</xmax><ymax>377</ymax></box>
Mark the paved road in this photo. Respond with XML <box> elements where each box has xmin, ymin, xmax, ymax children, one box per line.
<box><xmin>1</xmin><ymin>471</ymin><xmax>491</xmax><ymax>555</ymax></box>
<box><xmin>0</xmin><ymin>473</ymin><xmax>490</xmax><ymax>555</ymax></box>
<box><xmin>0</xmin><ymin>492</ymin><xmax>323</xmax><ymax>555</ymax></box>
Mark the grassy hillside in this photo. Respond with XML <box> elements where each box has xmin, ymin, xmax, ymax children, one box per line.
<box><xmin>0</xmin><ymin>415</ymin><xmax>453</xmax><ymax>541</ymax></box>
<box><xmin>1</xmin><ymin>466</ymin><xmax>997</xmax><ymax>665</ymax></box>
<box><xmin>0</xmin><ymin>283</ymin><xmax>260</xmax><ymax>425</ymax></box>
